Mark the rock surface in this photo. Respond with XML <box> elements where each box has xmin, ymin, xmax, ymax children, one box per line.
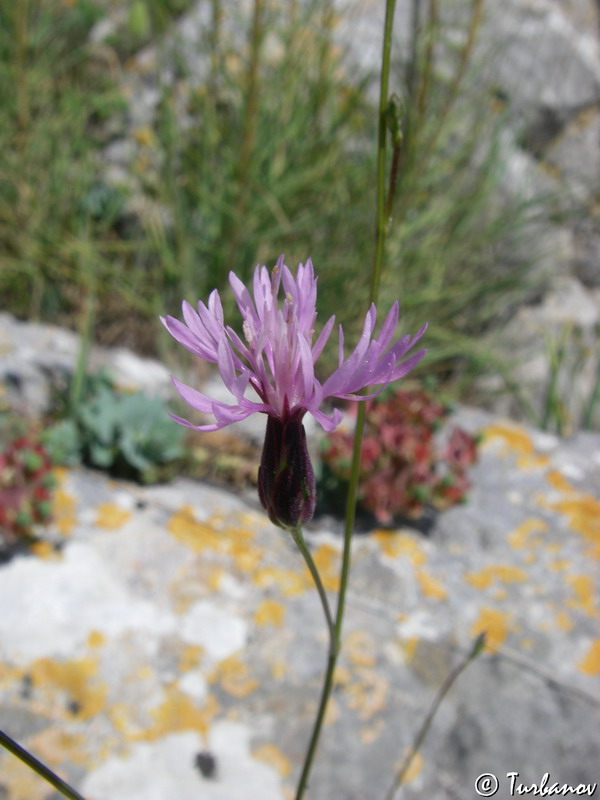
<box><xmin>0</xmin><ymin>408</ymin><xmax>599</xmax><ymax>800</ymax></box>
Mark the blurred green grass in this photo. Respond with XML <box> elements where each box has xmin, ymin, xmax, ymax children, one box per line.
<box><xmin>0</xmin><ymin>0</ymin><xmax>540</xmax><ymax>404</ymax></box>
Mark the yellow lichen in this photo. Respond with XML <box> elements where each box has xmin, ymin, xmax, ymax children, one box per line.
<box><xmin>393</xmin><ymin>750</ymin><xmax>424</xmax><ymax>784</ymax></box>
<box><xmin>179</xmin><ymin>644</ymin><xmax>204</xmax><ymax>672</ymax></box>
<box><xmin>416</xmin><ymin>569</ymin><xmax>447</xmax><ymax>599</ymax></box>
<box><xmin>566</xmin><ymin>574</ymin><xmax>597</xmax><ymax>616</ymax></box>
<box><xmin>53</xmin><ymin>488</ymin><xmax>76</xmax><ymax>536</ymax></box>
<box><xmin>167</xmin><ymin>506</ymin><xmax>222</xmax><ymax>552</ymax></box>
<box><xmin>86</xmin><ymin>630</ymin><xmax>106</xmax><ymax>649</ymax></box>
<box><xmin>465</xmin><ymin>564</ymin><xmax>527</xmax><ymax>590</ymax></box>
<box><xmin>29</xmin><ymin>657</ymin><xmax>107</xmax><ymax>720</ymax></box>
<box><xmin>253</xmin><ymin>598</ymin><xmax>286</xmax><ymax>627</ymax></box>
<box><xmin>552</xmin><ymin>494</ymin><xmax>600</xmax><ymax>558</ymax></box>
<box><xmin>373</xmin><ymin>530</ymin><xmax>426</xmax><ymax>564</ymax></box>
<box><xmin>482</xmin><ymin>422</ymin><xmax>534</xmax><ymax>454</ymax></box>
<box><xmin>253</xmin><ymin>565</ymin><xmax>308</xmax><ymax>596</ymax></box>
<box><xmin>95</xmin><ymin>502</ymin><xmax>132</xmax><ymax>530</ymax></box>
<box><xmin>345</xmin><ymin>630</ymin><xmax>377</xmax><ymax>668</ymax></box>
<box><xmin>471</xmin><ymin>607</ymin><xmax>513</xmax><ymax>650</ymax></box>
<box><xmin>555</xmin><ymin>611</ymin><xmax>573</xmax><ymax>631</ymax></box>
<box><xmin>132</xmin><ymin>687</ymin><xmax>219</xmax><ymax>741</ymax></box>
<box><xmin>577</xmin><ymin>640</ymin><xmax>600</xmax><ymax>676</ymax></box>
<box><xmin>208</xmin><ymin>655</ymin><xmax>259</xmax><ymax>698</ymax></box>
<box><xmin>309</xmin><ymin>544</ymin><xmax>340</xmax><ymax>591</ymax></box>
<box><xmin>251</xmin><ymin>743</ymin><xmax>292</xmax><ymax>777</ymax></box>
<box><xmin>545</xmin><ymin>469</ymin><xmax>575</xmax><ymax>493</ymax></box>
<box><xmin>345</xmin><ymin>668</ymin><xmax>389</xmax><ymax>720</ymax></box>
<box><xmin>29</xmin><ymin>541</ymin><xmax>61</xmax><ymax>559</ymax></box>
<box><xmin>508</xmin><ymin>518</ymin><xmax>548</xmax><ymax>549</ymax></box>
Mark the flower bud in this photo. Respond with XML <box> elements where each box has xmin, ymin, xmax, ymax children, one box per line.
<box><xmin>258</xmin><ymin>414</ymin><xmax>316</xmax><ymax>531</ymax></box>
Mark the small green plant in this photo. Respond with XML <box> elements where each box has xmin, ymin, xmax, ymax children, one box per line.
<box><xmin>44</xmin><ymin>371</ymin><xmax>185</xmax><ymax>483</ymax></box>
<box><xmin>0</xmin><ymin>435</ymin><xmax>57</xmax><ymax>548</ymax></box>
<box><xmin>318</xmin><ymin>387</ymin><xmax>479</xmax><ymax>525</ymax></box>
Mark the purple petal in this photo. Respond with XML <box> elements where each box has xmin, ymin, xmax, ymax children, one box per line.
<box><xmin>312</xmin><ymin>315</ymin><xmax>335</xmax><ymax>361</ymax></box>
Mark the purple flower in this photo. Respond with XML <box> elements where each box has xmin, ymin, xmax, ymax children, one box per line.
<box><xmin>161</xmin><ymin>256</ymin><xmax>427</xmax><ymax>529</ymax></box>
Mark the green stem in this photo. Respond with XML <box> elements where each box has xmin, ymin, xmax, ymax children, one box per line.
<box><xmin>293</xmin><ymin>2</ymin><xmax>398</xmax><ymax>797</ymax></box>
<box><xmin>292</xmin><ymin>527</ymin><xmax>338</xmax><ymax>800</ymax></box>
<box><xmin>0</xmin><ymin>729</ymin><xmax>89</xmax><ymax>800</ymax></box>
<box><xmin>383</xmin><ymin>634</ymin><xmax>486</xmax><ymax>800</ymax></box>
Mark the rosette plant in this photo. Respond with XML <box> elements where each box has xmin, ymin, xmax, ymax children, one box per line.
<box><xmin>161</xmin><ymin>256</ymin><xmax>427</xmax><ymax>529</ymax></box>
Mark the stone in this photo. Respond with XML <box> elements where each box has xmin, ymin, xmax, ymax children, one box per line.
<box><xmin>0</xmin><ymin>408</ymin><xmax>598</xmax><ymax>799</ymax></box>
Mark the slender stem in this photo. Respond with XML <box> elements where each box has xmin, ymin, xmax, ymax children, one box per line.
<box><xmin>292</xmin><ymin>528</ymin><xmax>336</xmax><ymax>648</ymax></box>
<box><xmin>292</xmin><ymin>527</ymin><xmax>338</xmax><ymax>800</ymax></box>
<box><xmin>337</xmin><ymin>0</ymin><xmax>397</xmax><ymax>644</ymax></box>
<box><xmin>293</xmin><ymin>3</ymin><xmax>398</xmax><ymax>797</ymax></box>
<box><xmin>383</xmin><ymin>634</ymin><xmax>486</xmax><ymax>800</ymax></box>
<box><xmin>0</xmin><ymin>729</ymin><xmax>89</xmax><ymax>800</ymax></box>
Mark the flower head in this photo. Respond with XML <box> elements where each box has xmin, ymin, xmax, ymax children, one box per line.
<box><xmin>162</xmin><ymin>256</ymin><xmax>427</xmax><ymax>433</ymax></box>
<box><xmin>161</xmin><ymin>256</ymin><xmax>427</xmax><ymax>529</ymax></box>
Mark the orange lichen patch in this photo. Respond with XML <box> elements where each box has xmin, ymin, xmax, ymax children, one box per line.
<box><xmin>229</xmin><ymin>541</ymin><xmax>263</xmax><ymax>572</ymax></box>
<box><xmin>167</xmin><ymin>506</ymin><xmax>222</xmax><ymax>552</ymax></box>
<box><xmin>566</xmin><ymin>574</ymin><xmax>597</xmax><ymax>616</ymax></box>
<box><xmin>493</xmin><ymin>588</ymin><xmax>508</xmax><ymax>601</ymax></box>
<box><xmin>360</xmin><ymin>718</ymin><xmax>385</xmax><ymax>745</ymax></box>
<box><xmin>27</xmin><ymin>728</ymin><xmax>87</xmax><ymax>767</ymax></box>
<box><xmin>253</xmin><ymin>598</ymin><xmax>286</xmax><ymax>627</ymax></box>
<box><xmin>520</xmin><ymin>638</ymin><xmax>534</xmax><ymax>650</ymax></box>
<box><xmin>555</xmin><ymin>611</ymin><xmax>573</xmax><ymax>632</ymax></box>
<box><xmin>465</xmin><ymin>564</ymin><xmax>527</xmax><ymax>590</ymax></box>
<box><xmin>53</xmin><ymin>488</ymin><xmax>76</xmax><ymax>536</ymax></box>
<box><xmin>517</xmin><ymin>453</ymin><xmax>551</xmax><ymax>471</ymax></box>
<box><xmin>482</xmin><ymin>422</ymin><xmax>535</xmax><ymax>454</ymax></box>
<box><xmin>508</xmin><ymin>518</ymin><xmax>548</xmax><ymax>549</ymax></box>
<box><xmin>29</xmin><ymin>541</ymin><xmax>61</xmax><ymax>559</ymax></box>
<box><xmin>345</xmin><ymin>668</ymin><xmax>389</xmax><ymax>720</ymax></box>
<box><xmin>577</xmin><ymin>640</ymin><xmax>600</xmax><ymax>676</ymax></box>
<box><xmin>217</xmin><ymin>524</ymin><xmax>262</xmax><ymax>572</ymax></box>
<box><xmin>86</xmin><ymin>630</ymin><xmax>106</xmax><ymax>649</ymax></box>
<box><xmin>253</xmin><ymin>565</ymin><xmax>308</xmax><ymax>596</ymax></box>
<box><xmin>471</xmin><ymin>607</ymin><xmax>513</xmax><ymax>650</ymax></box>
<box><xmin>309</xmin><ymin>544</ymin><xmax>340</xmax><ymax>591</ymax></box>
<box><xmin>481</xmin><ymin>423</ymin><xmax>549</xmax><ymax>470</ymax></box>
<box><xmin>95</xmin><ymin>502</ymin><xmax>132</xmax><ymax>530</ymax></box>
<box><xmin>416</xmin><ymin>569</ymin><xmax>447</xmax><ymax>600</ymax></box>
<box><xmin>545</xmin><ymin>469</ymin><xmax>575</xmax><ymax>493</ymax></box>
<box><xmin>208</xmin><ymin>655</ymin><xmax>259</xmax><ymax>698</ymax></box>
<box><xmin>179</xmin><ymin>644</ymin><xmax>204</xmax><ymax>672</ymax></box>
<box><xmin>251</xmin><ymin>743</ymin><xmax>292</xmax><ymax>777</ymax></box>
<box><xmin>549</xmin><ymin>558</ymin><xmax>570</xmax><ymax>571</ymax></box>
<box><xmin>551</xmin><ymin>494</ymin><xmax>600</xmax><ymax>558</ymax></box>
<box><xmin>132</xmin><ymin>687</ymin><xmax>219</xmax><ymax>741</ymax></box>
<box><xmin>373</xmin><ymin>530</ymin><xmax>426</xmax><ymax>565</ymax></box>
<box><xmin>345</xmin><ymin>630</ymin><xmax>377</xmax><ymax>668</ymax></box>
<box><xmin>29</xmin><ymin>657</ymin><xmax>107</xmax><ymax>720</ymax></box>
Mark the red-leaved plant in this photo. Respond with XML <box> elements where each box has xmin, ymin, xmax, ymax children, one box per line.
<box><xmin>0</xmin><ymin>436</ymin><xmax>57</xmax><ymax>546</ymax></box>
<box><xmin>319</xmin><ymin>387</ymin><xmax>478</xmax><ymax>524</ymax></box>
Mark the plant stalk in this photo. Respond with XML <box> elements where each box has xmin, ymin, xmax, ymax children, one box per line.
<box><xmin>292</xmin><ymin>2</ymin><xmax>398</xmax><ymax>798</ymax></box>
<box><xmin>383</xmin><ymin>634</ymin><xmax>486</xmax><ymax>800</ymax></box>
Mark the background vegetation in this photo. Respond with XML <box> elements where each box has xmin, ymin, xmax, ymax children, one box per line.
<box><xmin>0</xmin><ymin>0</ymin><xmax>544</xmax><ymax>409</ymax></box>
